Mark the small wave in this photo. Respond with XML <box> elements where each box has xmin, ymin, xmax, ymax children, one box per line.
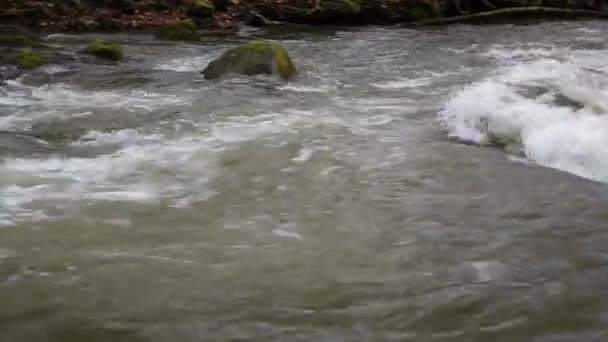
<box><xmin>0</xmin><ymin>105</ymin><xmax>353</xmax><ymax>224</ymax></box>
<box><xmin>0</xmin><ymin>81</ymin><xmax>193</xmax><ymax>129</ymax></box>
<box><xmin>154</xmin><ymin>56</ymin><xmax>211</xmax><ymax>72</ymax></box>
<box><xmin>41</xmin><ymin>65</ymin><xmax>72</xmax><ymax>75</ymax></box>
<box><xmin>371</xmin><ymin>70</ymin><xmax>463</xmax><ymax>91</ymax></box>
<box><xmin>75</xmin><ymin>129</ymin><xmax>162</xmax><ymax>146</ymax></box>
<box><xmin>1</xmin><ymin>81</ymin><xmax>188</xmax><ymax>110</ymax></box>
<box><xmin>483</xmin><ymin>45</ymin><xmax>564</xmax><ymax>63</ymax></box>
<box><xmin>440</xmin><ymin>52</ymin><xmax>608</xmax><ymax>183</ymax></box>
<box><xmin>372</xmin><ymin>77</ymin><xmax>435</xmax><ymax>90</ymax></box>
<box><xmin>372</xmin><ymin>71</ymin><xmax>449</xmax><ymax>90</ymax></box>
<box><xmin>0</xmin><ymin>130</ymin><xmax>222</xmax><ymax>224</ymax></box>
<box><xmin>278</xmin><ymin>84</ymin><xmax>334</xmax><ymax>93</ymax></box>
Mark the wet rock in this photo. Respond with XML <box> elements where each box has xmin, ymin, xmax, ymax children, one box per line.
<box><xmin>155</xmin><ymin>19</ymin><xmax>200</xmax><ymax>41</ymax></box>
<box><xmin>188</xmin><ymin>0</ymin><xmax>216</xmax><ymax>18</ymax></box>
<box><xmin>202</xmin><ymin>40</ymin><xmax>297</xmax><ymax>80</ymax></box>
<box><xmin>16</xmin><ymin>48</ymin><xmax>47</xmax><ymax>70</ymax></box>
<box><xmin>83</xmin><ymin>40</ymin><xmax>124</xmax><ymax>61</ymax></box>
<box><xmin>0</xmin><ymin>26</ymin><xmax>44</xmax><ymax>73</ymax></box>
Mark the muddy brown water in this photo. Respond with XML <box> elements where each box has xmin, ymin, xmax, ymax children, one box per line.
<box><xmin>1</xmin><ymin>22</ymin><xmax>608</xmax><ymax>341</ymax></box>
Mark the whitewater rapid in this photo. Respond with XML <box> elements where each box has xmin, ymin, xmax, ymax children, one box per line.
<box><xmin>441</xmin><ymin>47</ymin><xmax>608</xmax><ymax>183</ymax></box>
<box><xmin>2</xmin><ymin>26</ymin><xmax>608</xmax><ymax>229</ymax></box>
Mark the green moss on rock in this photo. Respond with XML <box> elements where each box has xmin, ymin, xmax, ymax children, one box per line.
<box><xmin>155</xmin><ymin>19</ymin><xmax>200</xmax><ymax>41</ymax></box>
<box><xmin>188</xmin><ymin>0</ymin><xmax>215</xmax><ymax>17</ymax></box>
<box><xmin>84</xmin><ymin>40</ymin><xmax>123</xmax><ymax>61</ymax></box>
<box><xmin>202</xmin><ymin>40</ymin><xmax>297</xmax><ymax>81</ymax></box>
<box><xmin>16</xmin><ymin>48</ymin><xmax>47</xmax><ymax>70</ymax></box>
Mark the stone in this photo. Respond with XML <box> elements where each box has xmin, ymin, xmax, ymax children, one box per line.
<box><xmin>16</xmin><ymin>49</ymin><xmax>47</xmax><ymax>70</ymax></box>
<box><xmin>202</xmin><ymin>40</ymin><xmax>297</xmax><ymax>81</ymax></box>
<box><xmin>155</xmin><ymin>19</ymin><xmax>200</xmax><ymax>41</ymax></box>
<box><xmin>188</xmin><ymin>0</ymin><xmax>215</xmax><ymax>17</ymax></box>
<box><xmin>83</xmin><ymin>40</ymin><xmax>123</xmax><ymax>61</ymax></box>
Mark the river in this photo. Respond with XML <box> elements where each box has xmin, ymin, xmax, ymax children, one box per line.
<box><xmin>1</xmin><ymin>21</ymin><xmax>608</xmax><ymax>341</ymax></box>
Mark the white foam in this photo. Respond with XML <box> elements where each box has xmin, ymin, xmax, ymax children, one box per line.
<box><xmin>0</xmin><ymin>81</ymin><xmax>192</xmax><ymax>129</ymax></box>
<box><xmin>372</xmin><ymin>75</ymin><xmax>436</xmax><ymax>90</ymax></box>
<box><xmin>1</xmin><ymin>81</ymin><xmax>187</xmax><ymax>109</ymax></box>
<box><xmin>441</xmin><ymin>51</ymin><xmax>608</xmax><ymax>183</ymax></box>
<box><xmin>278</xmin><ymin>84</ymin><xmax>336</xmax><ymax>93</ymax></box>
<box><xmin>209</xmin><ymin>109</ymin><xmax>348</xmax><ymax>143</ymax></box>
<box><xmin>483</xmin><ymin>45</ymin><xmax>565</xmax><ymax>63</ymax></box>
<box><xmin>0</xmin><ymin>132</ymin><xmax>220</xmax><ymax>224</ymax></box>
<box><xmin>76</xmin><ymin>129</ymin><xmax>161</xmax><ymax>145</ymax></box>
<box><xmin>0</xmin><ymin>106</ymin><xmax>353</xmax><ymax>224</ymax></box>
<box><xmin>372</xmin><ymin>70</ymin><xmax>459</xmax><ymax>90</ymax></box>
<box><xmin>154</xmin><ymin>56</ymin><xmax>211</xmax><ymax>72</ymax></box>
<box><xmin>272</xmin><ymin>229</ymin><xmax>303</xmax><ymax>240</ymax></box>
<box><xmin>42</xmin><ymin>65</ymin><xmax>71</xmax><ymax>74</ymax></box>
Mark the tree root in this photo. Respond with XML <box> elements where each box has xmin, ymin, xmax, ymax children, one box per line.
<box><xmin>408</xmin><ymin>6</ymin><xmax>608</xmax><ymax>26</ymax></box>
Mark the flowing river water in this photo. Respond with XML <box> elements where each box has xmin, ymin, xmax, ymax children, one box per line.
<box><xmin>1</xmin><ymin>21</ymin><xmax>608</xmax><ymax>341</ymax></box>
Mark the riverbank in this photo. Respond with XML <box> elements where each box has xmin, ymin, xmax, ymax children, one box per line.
<box><xmin>2</xmin><ymin>0</ymin><xmax>608</xmax><ymax>33</ymax></box>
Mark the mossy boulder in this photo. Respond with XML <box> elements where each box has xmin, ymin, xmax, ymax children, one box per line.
<box><xmin>155</xmin><ymin>19</ymin><xmax>200</xmax><ymax>41</ymax></box>
<box><xmin>16</xmin><ymin>49</ymin><xmax>47</xmax><ymax>70</ymax></box>
<box><xmin>188</xmin><ymin>0</ymin><xmax>215</xmax><ymax>17</ymax></box>
<box><xmin>202</xmin><ymin>40</ymin><xmax>297</xmax><ymax>81</ymax></box>
<box><xmin>83</xmin><ymin>40</ymin><xmax>123</xmax><ymax>61</ymax></box>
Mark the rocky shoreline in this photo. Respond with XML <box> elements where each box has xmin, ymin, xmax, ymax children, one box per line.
<box><xmin>2</xmin><ymin>0</ymin><xmax>608</xmax><ymax>34</ymax></box>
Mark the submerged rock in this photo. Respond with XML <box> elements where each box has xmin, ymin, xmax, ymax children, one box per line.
<box><xmin>0</xmin><ymin>26</ymin><xmax>46</xmax><ymax>75</ymax></box>
<box><xmin>202</xmin><ymin>40</ymin><xmax>297</xmax><ymax>80</ymax></box>
<box><xmin>16</xmin><ymin>49</ymin><xmax>47</xmax><ymax>70</ymax></box>
<box><xmin>83</xmin><ymin>40</ymin><xmax>124</xmax><ymax>61</ymax></box>
<box><xmin>155</xmin><ymin>19</ymin><xmax>200</xmax><ymax>41</ymax></box>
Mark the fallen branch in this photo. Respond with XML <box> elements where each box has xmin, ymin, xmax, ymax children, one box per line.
<box><xmin>408</xmin><ymin>6</ymin><xmax>608</xmax><ymax>26</ymax></box>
